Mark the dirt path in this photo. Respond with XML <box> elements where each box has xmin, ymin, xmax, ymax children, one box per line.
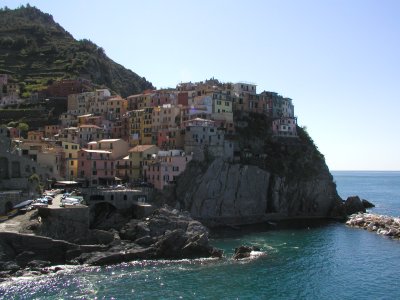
<box><xmin>0</xmin><ymin>210</ymin><xmax>37</xmax><ymax>233</ymax></box>
<box><xmin>0</xmin><ymin>194</ymin><xmax>63</xmax><ymax>233</ymax></box>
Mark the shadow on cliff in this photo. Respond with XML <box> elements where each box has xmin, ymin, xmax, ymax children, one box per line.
<box><xmin>168</xmin><ymin>112</ymin><xmax>346</xmax><ymax>226</ymax></box>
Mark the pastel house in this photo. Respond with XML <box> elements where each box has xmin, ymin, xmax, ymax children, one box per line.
<box><xmin>146</xmin><ymin>150</ymin><xmax>192</xmax><ymax>190</ymax></box>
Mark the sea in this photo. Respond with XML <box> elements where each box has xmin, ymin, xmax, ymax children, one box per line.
<box><xmin>1</xmin><ymin>171</ymin><xmax>400</xmax><ymax>299</ymax></box>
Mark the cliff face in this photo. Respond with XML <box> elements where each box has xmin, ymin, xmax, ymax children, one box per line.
<box><xmin>176</xmin><ymin>159</ymin><xmax>342</xmax><ymax>225</ymax></box>
<box><xmin>175</xmin><ymin>113</ymin><xmax>344</xmax><ymax>225</ymax></box>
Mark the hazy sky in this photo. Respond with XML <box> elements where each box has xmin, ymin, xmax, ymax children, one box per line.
<box><xmin>3</xmin><ymin>0</ymin><xmax>400</xmax><ymax>170</ymax></box>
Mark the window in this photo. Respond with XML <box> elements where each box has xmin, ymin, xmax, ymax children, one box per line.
<box><xmin>70</xmin><ymin>161</ymin><xmax>74</xmax><ymax>166</ymax></box>
<box><xmin>64</xmin><ymin>145</ymin><xmax>69</xmax><ymax>149</ymax></box>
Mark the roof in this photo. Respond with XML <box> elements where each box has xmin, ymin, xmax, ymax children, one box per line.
<box><xmin>83</xmin><ymin>149</ymin><xmax>112</xmax><ymax>154</ymax></box>
<box><xmin>99</xmin><ymin>139</ymin><xmax>120</xmax><ymax>142</ymax></box>
<box><xmin>129</xmin><ymin>145</ymin><xmax>157</xmax><ymax>152</ymax></box>
<box><xmin>77</xmin><ymin>114</ymin><xmax>93</xmax><ymax>118</ymax></box>
<box><xmin>79</xmin><ymin>125</ymin><xmax>102</xmax><ymax>129</ymax></box>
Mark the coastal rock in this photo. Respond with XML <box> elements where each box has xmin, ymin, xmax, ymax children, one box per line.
<box><xmin>84</xmin><ymin>247</ymin><xmax>156</xmax><ymax>266</ymax></box>
<box><xmin>362</xmin><ymin>199</ymin><xmax>375</xmax><ymax>209</ymax></box>
<box><xmin>79</xmin><ymin>207</ymin><xmax>223</xmax><ymax>266</ymax></box>
<box><xmin>0</xmin><ymin>232</ymin><xmax>105</xmax><ymax>273</ymax></box>
<box><xmin>344</xmin><ymin>196</ymin><xmax>366</xmax><ymax>215</ymax></box>
<box><xmin>176</xmin><ymin>158</ymin><xmax>343</xmax><ymax>226</ymax></box>
<box><xmin>233</xmin><ymin>245</ymin><xmax>262</xmax><ymax>260</ymax></box>
<box><xmin>346</xmin><ymin>213</ymin><xmax>400</xmax><ymax>239</ymax></box>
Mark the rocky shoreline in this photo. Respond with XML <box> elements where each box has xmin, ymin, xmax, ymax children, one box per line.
<box><xmin>0</xmin><ymin>194</ymin><xmax>381</xmax><ymax>282</ymax></box>
<box><xmin>346</xmin><ymin>213</ymin><xmax>400</xmax><ymax>239</ymax></box>
<box><xmin>0</xmin><ymin>206</ymin><xmax>223</xmax><ymax>281</ymax></box>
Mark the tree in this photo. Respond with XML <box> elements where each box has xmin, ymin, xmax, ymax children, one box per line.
<box><xmin>17</xmin><ymin>122</ymin><xmax>29</xmax><ymax>136</ymax></box>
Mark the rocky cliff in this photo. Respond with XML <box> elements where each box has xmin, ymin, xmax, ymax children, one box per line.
<box><xmin>175</xmin><ymin>112</ymin><xmax>344</xmax><ymax>225</ymax></box>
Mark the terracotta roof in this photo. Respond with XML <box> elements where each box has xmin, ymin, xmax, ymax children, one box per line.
<box><xmin>129</xmin><ymin>145</ymin><xmax>157</xmax><ymax>152</ymax></box>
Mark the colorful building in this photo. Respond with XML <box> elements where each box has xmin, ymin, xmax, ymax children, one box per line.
<box><xmin>77</xmin><ymin>139</ymin><xmax>129</xmax><ymax>186</ymax></box>
<box><xmin>128</xmin><ymin>144</ymin><xmax>159</xmax><ymax>181</ymax></box>
<box><xmin>146</xmin><ymin>150</ymin><xmax>192</xmax><ymax>190</ymax></box>
<box><xmin>62</xmin><ymin>141</ymin><xmax>80</xmax><ymax>180</ymax></box>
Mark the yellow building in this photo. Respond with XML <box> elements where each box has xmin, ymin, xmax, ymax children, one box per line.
<box><xmin>129</xmin><ymin>109</ymin><xmax>144</xmax><ymax>146</ymax></box>
<box><xmin>106</xmin><ymin>97</ymin><xmax>128</xmax><ymax>121</ymax></box>
<box><xmin>129</xmin><ymin>107</ymin><xmax>153</xmax><ymax>146</ymax></box>
<box><xmin>142</xmin><ymin>107</ymin><xmax>153</xmax><ymax>145</ymax></box>
<box><xmin>128</xmin><ymin>144</ymin><xmax>159</xmax><ymax>181</ymax></box>
<box><xmin>62</xmin><ymin>141</ymin><xmax>80</xmax><ymax>180</ymax></box>
<box><xmin>213</xmin><ymin>91</ymin><xmax>233</xmax><ymax>114</ymax></box>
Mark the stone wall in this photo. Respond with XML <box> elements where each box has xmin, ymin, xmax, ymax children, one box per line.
<box><xmin>0</xmin><ymin>191</ymin><xmax>23</xmax><ymax>215</ymax></box>
<box><xmin>37</xmin><ymin>206</ymin><xmax>90</xmax><ymax>242</ymax></box>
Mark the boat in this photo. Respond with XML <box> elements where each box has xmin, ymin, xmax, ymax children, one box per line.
<box><xmin>13</xmin><ymin>199</ymin><xmax>34</xmax><ymax>209</ymax></box>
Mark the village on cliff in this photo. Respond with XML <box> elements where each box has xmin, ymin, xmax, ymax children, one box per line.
<box><xmin>0</xmin><ymin>75</ymin><xmax>298</xmax><ymax>215</ymax></box>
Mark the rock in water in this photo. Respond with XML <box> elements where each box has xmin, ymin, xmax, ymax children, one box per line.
<box><xmin>346</xmin><ymin>213</ymin><xmax>400</xmax><ymax>239</ymax></box>
<box><xmin>362</xmin><ymin>199</ymin><xmax>375</xmax><ymax>209</ymax></box>
<box><xmin>344</xmin><ymin>196</ymin><xmax>366</xmax><ymax>215</ymax></box>
<box><xmin>81</xmin><ymin>206</ymin><xmax>223</xmax><ymax>265</ymax></box>
<box><xmin>233</xmin><ymin>245</ymin><xmax>261</xmax><ymax>260</ymax></box>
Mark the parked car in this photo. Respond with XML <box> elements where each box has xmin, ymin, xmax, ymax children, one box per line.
<box><xmin>60</xmin><ymin>197</ymin><xmax>82</xmax><ymax>207</ymax></box>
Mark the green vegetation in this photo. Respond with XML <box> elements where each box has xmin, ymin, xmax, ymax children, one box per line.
<box><xmin>235</xmin><ymin>112</ymin><xmax>328</xmax><ymax>181</ymax></box>
<box><xmin>0</xmin><ymin>5</ymin><xmax>154</xmax><ymax>97</ymax></box>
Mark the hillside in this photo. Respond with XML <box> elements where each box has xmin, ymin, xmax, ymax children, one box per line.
<box><xmin>0</xmin><ymin>5</ymin><xmax>154</xmax><ymax>97</ymax></box>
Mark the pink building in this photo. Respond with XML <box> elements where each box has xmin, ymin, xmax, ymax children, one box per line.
<box><xmin>272</xmin><ymin>117</ymin><xmax>298</xmax><ymax>137</ymax></box>
<box><xmin>77</xmin><ymin>139</ymin><xmax>129</xmax><ymax>186</ymax></box>
<box><xmin>146</xmin><ymin>150</ymin><xmax>192</xmax><ymax>190</ymax></box>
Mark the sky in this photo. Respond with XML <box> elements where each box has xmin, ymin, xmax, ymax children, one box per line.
<box><xmin>3</xmin><ymin>0</ymin><xmax>400</xmax><ymax>170</ymax></box>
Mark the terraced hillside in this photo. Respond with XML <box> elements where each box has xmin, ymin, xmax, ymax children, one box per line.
<box><xmin>0</xmin><ymin>5</ymin><xmax>154</xmax><ymax>97</ymax></box>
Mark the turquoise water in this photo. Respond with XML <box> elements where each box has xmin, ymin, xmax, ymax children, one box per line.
<box><xmin>1</xmin><ymin>171</ymin><xmax>400</xmax><ymax>299</ymax></box>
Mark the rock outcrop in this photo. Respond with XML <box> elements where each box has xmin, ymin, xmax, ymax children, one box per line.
<box><xmin>0</xmin><ymin>206</ymin><xmax>223</xmax><ymax>278</ymax></box>
<box><xmin>173</xmin><ymin>114</ymin><xmax>345</xmax><ymax>226</ymax></box>
<box><xmin>176</xmin><ymin>158</ymin><xmax>343</xmax><ymax>226</ymax></box>
<box><xmin>343</xmin><ymin>196</ymin><xmax>366</xmax><ymax>215</ymax></box>
<box><xmin>0</xmin><ymin>232</ymin><xmax>105</xmax><ymax>272</ymax></box>
<box><xmin>346</xmin><ymin>213</ymin><xmax>400</xmax><ymax>239</ymax></box>
<box><xmin>73</xmin><ymin>206</ymin><xmax>223</xmax><ymax>266</ymax></box>
<box><xmin>233</xmin><ymin>245</ymin><xmax>261</xmax><ymax>260</ymax></box>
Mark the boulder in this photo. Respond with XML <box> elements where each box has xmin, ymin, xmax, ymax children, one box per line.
<box><xmin>83</xmin><ymin>246</ymin><xmax>156</xmax><ymax>266</ymax></box>
<box><xmin>119</xmin><ymin>206</ymin><xmax>223</xmax><ymax>260</ymax></box>
<box><xmin>88</xmin><ymin>229</ymin><xmax>115</xmax><ymax>245</ymax></box>
<box><xmin>362</xmin><ymin>199</ymin><xmax>375</xmax><ymax>209</ymax></box>
<box><xmin>344</xmin><ymin>196</ymin><xmax>366</xmax><ymax>215</ymax></box>
<box><xmin>16</xmin><ymin>251</ymin><xmax>37</xmax><ymax>267</ymax></box>
<box><xmin>233</xmin><ymin>245</ymin><xmax>261</xmax><ymax>260</ymax></box>
<box><xmin>26</xmin><ymin>260</ymin><xmax>51</xmax><ymax>269</ymax></box>
<box><xmin>154</xmin><ymin>229</ymin><xmax>188</xmax><ymax>258</ymax></box>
